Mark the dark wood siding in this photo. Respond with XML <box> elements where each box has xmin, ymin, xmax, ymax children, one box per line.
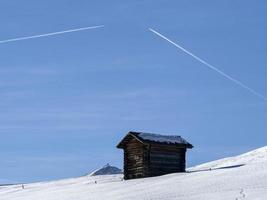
<box><xmin>124</xmin><ymin>138</ymin><xmax>145</xmax><ymax>179</ymax></box>
<box><xmin>146</xmin><ymin>144</ymin><xmax>186</xmax><ymax>177</ymax></box>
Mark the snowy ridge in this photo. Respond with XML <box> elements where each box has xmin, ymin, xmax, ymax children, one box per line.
<box><xmin>1</xmin><ymin>146</ymin><xmax>267</xmax><ymax>200</ymax></box>
<box><xmin>189</xmin><ymin>146</ymin><xmax>267</xmax><ymax>171</ymax></box>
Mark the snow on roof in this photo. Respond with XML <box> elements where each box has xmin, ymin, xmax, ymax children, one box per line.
<box><xmin>131</xmin><ymin>131</ymin><xmax>193</xmax><ymax>148</ymax></box>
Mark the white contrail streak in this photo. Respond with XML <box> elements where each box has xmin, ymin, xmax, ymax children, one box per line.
<box><xmin>149</xmin><ymin>28</ymin><xmax>267</xmax><ymax>101</ymax></box>
<box><xmin>0</xmin><ymin>25</ymin><xmax>104</xmax><ymax>44</ymax></box>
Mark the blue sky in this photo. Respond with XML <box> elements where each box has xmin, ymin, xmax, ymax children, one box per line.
<box><xmin>0</xmin><ymin>0</ymin><xmax>267</xmax><ymax>183</ymax></box>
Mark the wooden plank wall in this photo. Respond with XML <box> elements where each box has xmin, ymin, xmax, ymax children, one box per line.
<box><xmin>147</xmin><ymin>144</ymin><xmax>186</xmax><ymax>177</ymax></box>
<box><xmin>124</xmin><ymin>138</ymin><xmax>145</xmax><ymax>179</ymax></box>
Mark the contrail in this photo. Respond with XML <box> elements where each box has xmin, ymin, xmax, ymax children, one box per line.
<box><xmin>0</xmin><ymin>25</ymin><xmax>104</xmax><ymax>44</ymax></box>
<box><xmin>149</xmin><ymin>28</ymin><xmax>267</xmax><ymax>101</ymax></box>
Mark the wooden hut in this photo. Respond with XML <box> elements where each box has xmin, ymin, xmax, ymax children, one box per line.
<box><xmin>117</xmin><ymin>131</ymin><xmax>193</xmax><ymax>180</ymax></box>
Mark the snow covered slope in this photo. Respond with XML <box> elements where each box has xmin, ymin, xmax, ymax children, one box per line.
<box><xmin>189</xmin><ymin>146</ymin><xmax>267</xmax><ymax>171</ymax></box>
<box><xmin>1</xmin><ymin>146</ymin><xmax>267</xmax><ymax>200</ymax></box>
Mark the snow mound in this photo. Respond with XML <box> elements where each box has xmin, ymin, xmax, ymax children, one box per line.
<box><xmin>89</xmin><ymin>164</ymin><xmax>122</xmax><ymax>176</ymax></box>
<box><xmin>189</xmin><ymin>146</ymin><xmax>267</xmax><ymax>171</ymax></box>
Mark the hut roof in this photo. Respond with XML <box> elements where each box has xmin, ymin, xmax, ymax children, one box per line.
<box><xmin>117</xmin><ymin>131</ymin><xmax>193</xmax><ymax>149</ymax></box>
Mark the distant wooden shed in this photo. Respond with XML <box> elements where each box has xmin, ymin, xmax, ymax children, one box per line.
<box><xmin>117</xmin><ymin>131</ymin><xmax>193</xmax><ymax>180</ymax></box>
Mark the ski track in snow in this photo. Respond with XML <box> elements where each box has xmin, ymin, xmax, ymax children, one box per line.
<box><xmin>1</xmin><ymin>146</ymin><xmax>267</xmax><ymax>200</ymax></box>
